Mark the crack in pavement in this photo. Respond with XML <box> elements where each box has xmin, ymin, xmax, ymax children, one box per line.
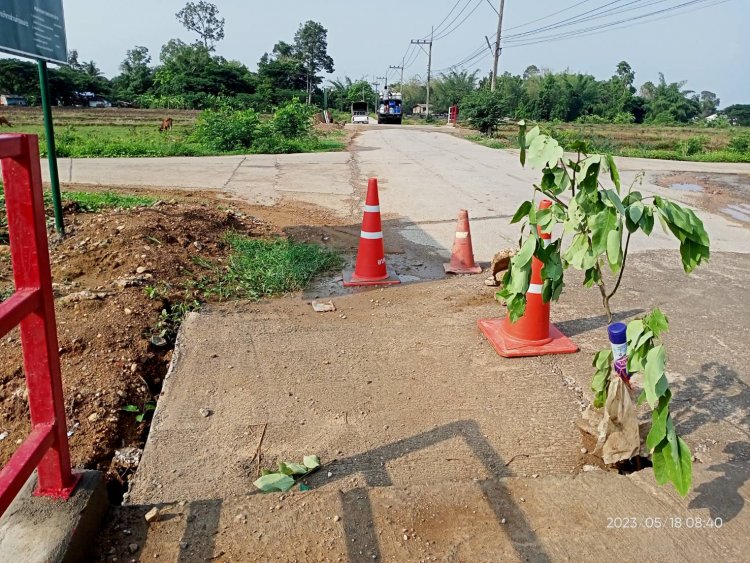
<box><xmin>221</xmin><ymin>156</ymin><xmax>248</xmax><ymax>189</ymax></box>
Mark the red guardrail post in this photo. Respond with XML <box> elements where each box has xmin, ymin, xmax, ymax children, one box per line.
<box><xmin>0</xmin><ymin>134</ymin><xmax>78</xmax><ymax>513</ymax></box>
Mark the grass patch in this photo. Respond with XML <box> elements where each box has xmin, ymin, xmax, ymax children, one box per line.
<box><xmin>63</xmin><ymin>191</ymin><xmax>157</xmax><ymax>212</ymax></box>
<box><xmin>197</xmin><ymin>235</ymin><xmax>343</xmax><ymax>300</ymax></box>
<box><xmin>466</xmin><ymin>134</ymin><xmax>512</xmax><ymax>150</ymax></box>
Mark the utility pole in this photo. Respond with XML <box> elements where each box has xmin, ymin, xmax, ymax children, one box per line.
<box><xmin>411</xmin><ymin>27</ymin><xmax>433</xmax><ymax>117</ymax></box>
<box><xmin>376</xmin><ymin>76</ymin><xmax>387</xmax><ymax>91</ymax></box>
<box><xmin>491</xmin><ymin>0</ymin><xmax>506</xmax><ymax>92</ymax></box>
<box><xmin>389</xmin><ymin>64</ymin><xmax>404</xmax><ymax>89</ymax></box>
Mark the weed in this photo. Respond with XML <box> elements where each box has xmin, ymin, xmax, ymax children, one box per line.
<box><xmin>150</xmin><ymin>298</ymin><xmax>201</xmax><ymax>343</ymax></box>
<box><xmin>199</xmin><ymin>235</ymin><xmax>343</xmax><ymax>300</ymax></box>
<box><xmin>122</xmin><ymin>402</ymin><xmax>156</xmax><ymax>423</ymax></box>
<box><xmin>64</xmin><ymin>191</ymin><xmax>157</xmax><ymax>212</ymax></box>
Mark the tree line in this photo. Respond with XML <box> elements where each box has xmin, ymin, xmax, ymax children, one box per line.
<box><xmin>0</xmin><ymin>0</ymin><xmax>747</xmax><ymax>128</ymax></box>
<box><xmin>0</xmin><ymin>1</ymin><xmax>334</xmax><ymax>112</ymax></box>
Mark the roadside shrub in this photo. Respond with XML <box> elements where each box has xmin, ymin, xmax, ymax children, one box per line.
<box><xmin>461</xmin><ymin>89</ymin><xmax>506</xmax><ymax>135</ymax></box>
<box><xmin>728</xmin><ymin>132</ymin><xmax>750</xmax><ymax>153</ymax></box>
<box><xmin>676</xmin><ymin>135</ymin><xmax>708</xmax><ymax>157</ymax></box>
<box><xmin>193</xmin><ymin>109</ymin><xmax>260</xmax><ymax>151</ymax></box>
<box><xmin>271</xmin><ymin>99</ymin><xmax>315</xmax><ymax>138</ymax></box>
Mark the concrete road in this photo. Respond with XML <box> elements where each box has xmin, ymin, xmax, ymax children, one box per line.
<box><xmin>44</xmin><ymin>127</ymin><xmax>750</xmax><ymax>262</ymax></box>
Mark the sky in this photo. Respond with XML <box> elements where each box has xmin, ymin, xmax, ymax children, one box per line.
<box><xmin>33</xmin><ymin>0</ymin><xmax>750</xmax><ymax>105</ymax></box>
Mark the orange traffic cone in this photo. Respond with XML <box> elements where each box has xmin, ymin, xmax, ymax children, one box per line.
<box><xmin>478</xmin><ymin>200</ymin><xmax>578</xmax><ymax>357</ymax></box>
<box><xmin>343</xmin><ymin>178</ymin><xmax>401</xmax><ymax>287</ymax></box>
<box><xmin>444</xmin><ymin>209</ymin><xmax>482</xmax><ymax>275</ymax></box>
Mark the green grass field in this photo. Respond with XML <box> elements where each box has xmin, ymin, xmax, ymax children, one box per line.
<box><xmin>0</xmin><ymin>107</ymin><xmax>346</xmax><ymax>158</ymax></box>
<box><xmin>467</xmin><ymin>122</ymin><xmax>750</xmax><ymax>163</ymax></box>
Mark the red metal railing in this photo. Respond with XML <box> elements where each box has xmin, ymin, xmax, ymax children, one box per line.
<box><xmin>0</xmin><ymin>134</ymin><xmax>79</xmax><ymax>515</ymax></box>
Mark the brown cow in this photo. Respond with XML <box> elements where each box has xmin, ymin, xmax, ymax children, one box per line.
<box><xmin>0</xmin><ymin>116</ymin><xmax>12</xmax><ymax>127</ymax></box>
<box><xmin>159</xmin><ymin>117</ymin><xmax>173</xmax><ymax>132</ymax></box>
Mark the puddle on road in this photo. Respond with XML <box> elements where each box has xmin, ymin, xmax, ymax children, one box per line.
<box><xmin>669</xmin><ymin>183</ymin><xmax>703</xmax><ymax>192</ymax></box>
<box><xmin>722</xmin><ymin>204</ymin><xmax>750</xmax><ymax>223</ymax></box>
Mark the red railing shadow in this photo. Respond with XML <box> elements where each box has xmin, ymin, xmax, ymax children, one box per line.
<box><xmin>0</xmin><ymin>134</ymin><xmax>79</xmax><ymax>516</ymax></box>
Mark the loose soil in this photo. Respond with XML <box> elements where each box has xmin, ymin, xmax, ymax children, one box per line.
<box><xmin>0</xmin><ymin>190</ymin><xmax>284</xmax><ymax>501</ymax></box>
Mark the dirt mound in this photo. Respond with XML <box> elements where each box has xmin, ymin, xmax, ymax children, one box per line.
<box><xmin>0</xmin><ymin>199</ymin><xmax>277</xmax><ymax>499</ymax></box>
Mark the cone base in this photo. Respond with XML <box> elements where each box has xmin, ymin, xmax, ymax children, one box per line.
<box><xmin>342</xmin><ymin>268</ymin><xmax>401</xmax><ymax>287</ymax></box>
<box><xmin>443</xmin><ymin>263</ymin><xmax>483</xmax><ymax>275</ymax></box>
<box><xmin>477</xmin><ymin>317</ymin><xmax>579</xmax><ymax>358</ymax></box>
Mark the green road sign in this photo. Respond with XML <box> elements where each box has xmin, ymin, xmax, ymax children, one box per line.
<box><xmin>0</xmin><ymin>0</ymin><xmax>67</xmax><ymax>64</ymax></box>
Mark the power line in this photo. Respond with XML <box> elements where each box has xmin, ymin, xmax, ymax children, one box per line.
<box><xmin>433</xmin><ymin>0</ymin><xmax>485</xmax><ymax>40</ymax></box>
<box><xmin>503</xmin><ymin>0</ymin><xmax>597</xmax><ymax>31</ymax></box>
<box><xmin>501</xmin><ymin>0</ymin><xmax>731</xmax><ymax>46</ymax></box>
<box><xmin>501</xmin><ymin>0</ymin><xmax>658</xmax><ymax>41</ymax></box>
<box><xmin>415</xmin><ymin>0</ymin><xmax>472</xmax><ymax>41</ymax></box>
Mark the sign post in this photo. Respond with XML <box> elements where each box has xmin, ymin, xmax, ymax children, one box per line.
<box><xmin>0</xmin><ymin>0</ymin><xmax>68</xmax><ymax>236</ymax></box>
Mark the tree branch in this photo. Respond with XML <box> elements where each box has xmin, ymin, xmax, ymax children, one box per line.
<box><xmin>607</xmin><ymin>229</ymin><xmax>632</xmax><ymax>300</ymax></box>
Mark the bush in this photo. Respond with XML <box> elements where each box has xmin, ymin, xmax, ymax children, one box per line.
<box><xmin>461</xmin><ymin>89</ymin><xmax>506</xmax><ymax>135</ymax></box>
<box><xmin>728</xmin><ymin>132</ymin><xmax>750</xmax><ymax>153</ymax></box>
<box><xmin>676</xmin><ymin>135</ymin><xmax>708</xmax><ymax>157</ymax></box>
<box><xmin>271</xmin><ymin>99</ymin><xmax>315</xmax><ymax>138</ymax></box>
<box><xmin>193</xmin><ymin>109</ymin><xmax>260</xmax><ymax>151</ymax></box>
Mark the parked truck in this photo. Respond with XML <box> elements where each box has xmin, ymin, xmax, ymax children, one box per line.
<box><xmin>351</xmin><ymin>101</ymin><xmax>369</xmax><ymax>124</ymax></box>
<box><xmin>377</xmin><ymin>90</ymin><xmax>403</xmax><ymax>125</ymax></box>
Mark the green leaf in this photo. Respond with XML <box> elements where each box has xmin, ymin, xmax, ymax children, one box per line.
<box><xmin>671</xmin><ymin>436</ymin><xmax>693</xmax><ymax>497</ymax></box>
<box><xmin>628</xmin><ymin>201</ymin><xmax>644</xmax><ymax>225</ymax></box>
<box><xmin>606</xmin><ymin>224</ymin><xmax>622</xmax><ymax>272</ymax></box>
<box><xmin>527</xmin><ymin>134</ymin><xmax>564</xmax><ymax>169</ymax></box>
<box><xmin>582</xmin><ymin>267</ymin><xmax>600</xmax><ymax>288</ymax></box>
<box><xmin>303</xmin><ymin>455</ymin><xmax>321</xmax><ymax>469</ymax></box>
<box><xmin>679</xmin><ymin>239</ymin><xmax>710</xmax><ymax>274</ymax></box>
<box><xmin>652</xmin><ymin>441</ymin><xmax>670</xmax><ymax>485</ymax></box>
<box><xmin>606</xmin><ymin>155</ymin><xmax>621</xmax><ymax>192</ymax></box>
<box><xmin>286</xmin><ymin>463</ymin><xmax>310</xmax><ymax>475</ymax></box>
<box><xmin>253</xmin><ymin>473</ymin><xmax>296</xmax><ymax>493</ymax></box>
<box><xmin>136</xmin><ymin>413</ymin><xmax>145</xmax><ymax>423</ymax></box>
<box><xmin>655</xmin><ymin>421</ymin><xmax>693</xmax><ymax>496</ymax></box>
<box><xmin>563</xmin><ymin>233</ymin><xmax>596</xmax><ymax>270</ymax></box>
<box><xmin>525</xmin><ymin>125</ymin><xmax>540</xmax><ymax>147</ymax></box>
<box><xmin>278</xmin><ymin>462</ymin><xmax>294</xmax><ymax>475</ymax></box>
<box><xmin>590</xmin><ymin>208</ymin><xmax>618</xmax><ymax>256</ymax></box>
<box><xmin>511</xmin><ymin>201</ymin><xmax>532</xmax><ymax>224</ymax></box>
<box><xmin>143</xmin><ymin>403</ymin><xmax>156</xmax><ymax>412</ymax></box>
<box><xmin>639</xmin><ymin>207</ymin><xmax>655</xmax><ymax>235</ymax></box>
<box><xmin>603</xmin><ymin>189</ymin><xmax>627</xmax><ymax>216</ymax></box>
<box><xmin>515</xmin><ymin>237</ymin><xmax>537</xmax><ymax>268</ymax></box>
<box><xmin>506</xmin><ymin>292</ymin><xmax>527</xmax><ymax>323</ymax></box>
<box><xmin>642</xmin><ymin>345</ymin><xmax>666</xmax><ymax>408</ymax></box>
<box><xmin>591</xmin><ymin>349</ymin><xmax>613</xmax><ymax>409</ymax></box>
<box><xmin>644</xmin><ymin>309</ymin><xmax>669</xmax><ymax>338</ymax></box>
<box><xmin>646</xmin><ymin>389</ymin><xmax>672</xmax><ymax>451</ymax></box>
<box><xmin>626</xmin><ymin>320</ymin><xmax>644</xmax><ymax>350</ymax></box>
<box><xmin>121</xmin><ymin>405</ymin><xmax>140</xmax><ymax>413</ymax></box>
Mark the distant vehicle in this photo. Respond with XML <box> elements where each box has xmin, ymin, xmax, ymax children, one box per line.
<box><xmin>351</xmin><ymin>101</ymin><xmax>369</xmax><ymax>124</ymax></box>
<box><xmin>0</xmin><ymin>94</ymin><xmax>28</xmax><ymax>107</ymax></box>
<box><xmin>377</xmin><ymin>90</ymin><xmax>402</xmax><ymax>125</ymax></box>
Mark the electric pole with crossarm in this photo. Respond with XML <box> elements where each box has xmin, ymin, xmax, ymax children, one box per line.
<box><xmin>410</xmin><ymin>27</ymin><xmax>433</xmax><ymax>117</ymax></box>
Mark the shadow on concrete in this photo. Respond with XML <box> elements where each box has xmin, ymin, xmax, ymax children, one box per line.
<box><xmin>306</xmin><ymin>420</ymin><xmax>550</xmax><ymax>563</ymax></box>
<box><xmin>178</xmin><ymin>499</ymin><xmax>223</xmax><ymax>562</ymax></box>
<box><xmin>554</xmin><ymin>309</ymin><xmax>645</xmax><ymax>338</ymax></box>
<box><xmin>672</xmin><ymin>362</ymin><xmax>750</xmax><ymax>437</ymax></box>
<box><xmin>689</xmin><ymin>441</ymin><xmax>750</xmax><ymax>522</ymax></box>
<box><xmin>669</xmin><ymin>362</ymin><xmax>750</xmax><ymax>524</ymax></box>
